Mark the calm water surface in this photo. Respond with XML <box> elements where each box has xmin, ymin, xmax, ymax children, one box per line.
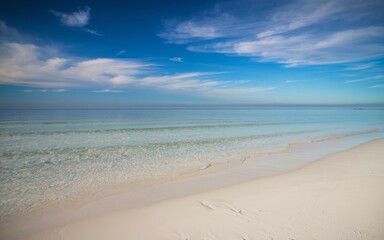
<box><xmin>0</xmin><ymin>107</ymin><xmax>383</xmax><ymax>216</ymax></box>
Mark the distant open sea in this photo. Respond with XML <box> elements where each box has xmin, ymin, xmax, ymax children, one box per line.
<box><xmin>1</xmin><ymin>107</ymin><xmax>383</xmax><ymax>217</ymax></box>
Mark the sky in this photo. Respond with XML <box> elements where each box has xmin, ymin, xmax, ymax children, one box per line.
<box><xmin>0</xmin><ymin>0</ymin><xmax>383</xmax><ymax>108</ymax></box>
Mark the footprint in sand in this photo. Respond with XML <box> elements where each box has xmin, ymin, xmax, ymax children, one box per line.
<box><xmin>203</xmin><ymin>232</ymin><xmax>217</xmax><ymax>240</ymax></box>
<box><xmin>198</xmin><ymin>200</ymin><xmax>253</xmax><ymax>221</ymax></box>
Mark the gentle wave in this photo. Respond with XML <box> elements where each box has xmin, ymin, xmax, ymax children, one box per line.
<box><xmin>286</xmin><ymin>129</ymin><xmax>382</xmax><ymax>149</ymax></box>
<box><xmin>0</xmin><ymin>122</ymin><xmax>307</xmax><ymax>137</ymax></box>
<box><xmin>1</xmin><ymin>108</ymin><xmax>383</xmax><ymax>218</ymax></box>
<box><xmin>0</xmin><ymin>129</ymin><xmax>321</xmax><ymax>159</ymax></box>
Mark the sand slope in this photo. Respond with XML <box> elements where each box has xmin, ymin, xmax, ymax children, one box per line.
<box><xmin>16</xmin><ymin>139</ymin><xmax>384</xmax><ymax>239</ymax></box>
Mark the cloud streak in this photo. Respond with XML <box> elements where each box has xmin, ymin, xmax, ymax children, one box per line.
<box><xmin>93</xmin><ymin>89</ymin><xmax>126</xmax><ymax>93</ymax></box>
<box><xmin>345</xmin><ymin>62</ymin><xmax>378</xmax><ymax>70</ymax></box>
<box><xmin>116</xmin><ymin>50</ymin><xmax>126</xmax><ymax>56</ymax></box>
<box><xmin>51</xmin><ymin>6</ymin><xmax>91</xmax><ymax>27</ymax></box>
<box><xmin>0</xmin><ymin>21</ymin><xmax>274</xmax><ymax>100</ymax></box>
<box><xmin>51</xmin><ymin>6</ymin><xmax>101</xmax><ymax>36</ymax></box>
<box><xmin>84</xmin><ymin>28</ymin><xmax>102</xmax><ymax>36</ymax></box>
<box><xmin>345</xmin><ymin>75</ymin><xmax>384</xmax><ymax>83</ymax></box>
<box><xmin>22</xmin><ymin>89</ymin><xmax>67</xmax><ymax>93</ymax></box>
<box><xmin>371</xmin><ymin>84</ymin><xmax>384</xmax><ymax>88</ymax></box>
<box><xmin>0</xmin><ymin>37</ymin><xmax>273</xmax><ymax>99</ymax></box>
<box><xmin>160</xmin><ymin>0</ymin><xmax>384</xmax><ymax>66</ymax></box>
<box><xmin>285</xmin><ymin>80</ymin><xmax>307</xmax><ymax>84</ymax></box>
<box><xmin>0</xmin><ymin>42</ymin><xmax>150</xmax><ymax>88</ymax></box>
<box><xmin>169</xmin><ymin>57</ymin><xmax>183</xmax><ymax>62</ymax></box>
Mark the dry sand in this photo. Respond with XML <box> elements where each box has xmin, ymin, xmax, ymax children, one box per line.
<box><xmin>3</xmin><ymin>139</ymin><xmax>384</xmax><ymax>240</ymax></box>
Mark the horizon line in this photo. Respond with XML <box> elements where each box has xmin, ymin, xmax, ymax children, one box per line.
<box><xmin>1</xmin><ymin>103</ymin><xmax>384</xmax><ymax>110</ymax></box>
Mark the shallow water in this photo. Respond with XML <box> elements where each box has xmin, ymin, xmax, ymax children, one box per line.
<box><xmin>0</xmin><ymin>107</ymin><xmax>383</xmax><ymax>216</ymax></box>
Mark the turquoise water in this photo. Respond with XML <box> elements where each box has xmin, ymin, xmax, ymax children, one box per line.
<box><xmin>0</xmin><ymin>107</ymin><xmax>383</xmax><ymax>216</ymax></box>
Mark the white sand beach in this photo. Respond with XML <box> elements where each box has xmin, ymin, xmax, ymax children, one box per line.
<box><xmin>2</xmin><ymin>139</ymin><xmax>384</xmax><ymax>240</ymax></box>
<box><xmin>2</xmin><ymin>0</ymin><xmax>384</xmax><ymax>238</ymax></box>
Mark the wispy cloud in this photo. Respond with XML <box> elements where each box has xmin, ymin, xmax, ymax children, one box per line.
<box><xmin>22</xmin><ymin>89</ymin><xmax>47</xmax><ymax>93</ymax></box>
<box><xmin>0</xmin><ymin>42</ymin><xmax>150</xmax><ymax>88</ymax></box>
<box><xmin>116</xmin><ymin>50</ymin><xmax>126</xmax><ymax>56</ymax></box>
<box><xmin>160</xmin><ymin>20</ymin><xmax>221</xmax><ymax>43</ymax></box>
<box><xmin>133</xmin><ymin>72</ymin><xmax>274</xmax><ymax>99</ymax></box>
<box><xmin>370</xmin><ymin>84</ymin><xmax>384</xmax><ymax>88</ymax></box>
<box><xmin>138</xmin><ymin>72</ymin><xmax>223</xmax><ymax>90</ymax></box>
<box><xmin>0</xmin><ymin>41</ymin><xmax>271</xmax><ymax>95</ymax></box>
<box><xmin>0</xmin><ymin>36</ymin><xmax>272</xmax><ymax>99</ymax></box>
<box><xmin>345</xmin><ymin>75</ymin><xmax>384</xmax><ymax>83</ymax></box>
<box><xmin>84</xmin><ymin>28</ymin><xmax>102</xmax><ymax>36</ymax></box>
<box><xmin>0</xmin><ymin>20</ymin><xmax>26</xmax><ymax>41</ymax></box>
<box><xmin>51</xmin><ymin>6</ymin><xmax>90</xmax><ymax>27</ymax></box>
<box><xmin>169</xmin><ymin>57</ymin><xmax>183</xmax><ymax>62</ymax></box>
<box><xmin>285</xmin><ymin>80</ymin><xmax>307</xmax><ymax>84</ymax></box>
<box><xmin>22</xmin><ymin>89</ymin><xmax>66</xmax><ymax>93</ymax></box>
<box><xmin>160</xmin><ymin>0</ymin><xmax>384</xmax><ymax>66</ymax></box>
<box><xmin>93</xmin><ymin>89</ymin><xmax>126</xmax><ymax>93</ymax></box>
<box><xmin>0</xmin><ymin>21</ymin><xmax>274</xmax><ymax>100</ymax></box>
<box><xmin>207</xmin><ymin>86</ymin><xmax>275</xmax><ymax>96</ymax></box>
<box><xmin>51</xmin><ymin>6</ymin><xmax>101</xmax><ymax>35</ymax></box>
<box><xmin>53</xmin><ymin>89</ymin><xmax>67</xmax><ymax>92</ymax></box>
<box><xmin>345</xmin><ymin>62</ymin><xmax>378</xmax><ymax>70</ymax></box>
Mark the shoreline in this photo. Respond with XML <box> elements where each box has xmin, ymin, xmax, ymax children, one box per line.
<box><xmin>1</xmin><ymin>128</ymin><xmax>381</xmax><ymax>221</ymax></box>
<box><xmin>1</xmin><ymin>137</ymin><xmax>383</xmax><ymax>239</ymax></box>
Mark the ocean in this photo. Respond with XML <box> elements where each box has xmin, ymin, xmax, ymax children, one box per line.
<box><xmin>0</xmin><ymin>107</ymin><xmax>383</xmax><ymax>217</ymax></box>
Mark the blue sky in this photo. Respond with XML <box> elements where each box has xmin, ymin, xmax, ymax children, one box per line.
<box><xmin>0</xmin><ymin>0</ymin><xmax>383</xmax><ymax>108</ymax></box>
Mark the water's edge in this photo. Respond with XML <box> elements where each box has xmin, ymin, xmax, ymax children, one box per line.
<box><xmin>1</xmin><ymin>108</ymin><xmax>383</xmax><ymax>221</ymax></box>
<box><xmin>1</xmin><ymin>133</ymin><xmax>382</xmax><ymax>240</ymax></box>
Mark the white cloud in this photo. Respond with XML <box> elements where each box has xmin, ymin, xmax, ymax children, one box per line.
<box><xmin>174</xmin><ymin>22</ymin><xmax>218</xmax><ymax>39</ymax></box>
<box><xmin>0</xmin><ymin>20</ymin><xmax>25</xmax><ymax>41</ymax></box>
<box><xmin>138</xmin><ymin>72</ymin><xmax>223</xmax><ymax>91</ymax></box>
<box><xmin>255</xmin><ymin>0</ymin><xmax>350</xmax><ymax>39</ymax></box>
<box><xmin>134</xmin><ymin>72</ymin><xmax>274</xmax><ymax>99</ymax></box>
<box><xmin>371</xmin><ymin>84</ymin><xmax>384</xmax><ymax>88</ymax></box>
<box><xmin>285</xmin><ymin>80</ymin><xmax>305</xmax><ymax>84</ymax></box>
<box><xmin>345</xmin><ymin>75</ymin><xmax>384</xmax><ymax>83</ymax></box>
<box><xmin>53</xmin><ymin>89</ymin><xmax>67</xmax><ymax>92</ymax></box>
<box><xmin>93</xmin><ymin>89</ymin><xmax>126</xmax><ymax>93</ymax></box>
<box><xmin>22</xmin><ymin>89</ymin><xmax>54</xmax><ymax>93</ymax></box>
<box><xmin>0</xmin><ymin>42</ymin><xmax>150</xmax><ymax>88</ymax></box>
<box><xmin>190</xmin><ymin>26</ymin><xmax>384</xmax><ymax>66</ymax></box>
<box><xmin>160</xmin><ymin>0</ymin><xmax>384</xmax><ymax>66</ymax></box>
<box><xmin>345</xmin><ymin>62</ymin><xmax>378</xmax><ymax>70</ymax></box>
<box><xmin>207</xmin><ymin>86</ymin><xmax>275</xmax><ymax>96</ymax></box>
<box><xmin>160</xmin><ymin>21</ymin><xmax>221</xmax><ymax>43</ymax></box>
<box><xmin>116</xmin><ymin>50</ymin><xmax>126</xmax><ymax>56</ymax></box>
<box><xmin>159</xmin><ymin>10</ymin><xmax>258</xmax><ymax>43</ymax></box>
<box><xmin>22</xmin><ymin>89</ymin><xmax>67</xmax><ymax>92</ymax></box>
<box><xmin>51</xmin><ymin>6</ymin><xmax>91</xmax><ymax>27</ymax></box>
<box><xmin>169</xmin><ymin>57</ymin><xmax>183</xmax><ymax>62</ymax></box>
<box><xmin>50</xmin><ymin>6</ymin><xmax>101</xmax><ymax>35</ymax></box>
<box><xmin>84</xmin><ymin>28</ymin><xmax>102</xmax><ymax>36</ymax></box>
<box><xmin>0</xmin><ymin>38</ymin><xmax>274</xmax><ymax>99</ymax></box>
